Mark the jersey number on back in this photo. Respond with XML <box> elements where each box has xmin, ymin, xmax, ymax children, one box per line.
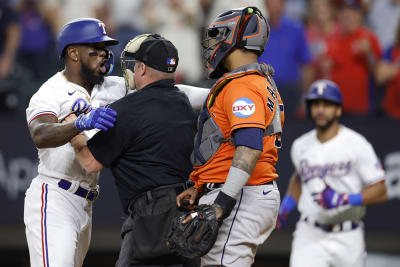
<box><xmin>274</xmin><ymin>135</ymin><xmax>282</xmax><ymax>148</ymax></box>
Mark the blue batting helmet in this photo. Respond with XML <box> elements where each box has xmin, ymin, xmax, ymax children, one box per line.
<box><xmin>57</xmin><ymin>18</ymin><xmax>119</xmax><ymax>58</ymax></box>
<box><xmin>305</xmin><ymin>79</ymin><xmax>343</xmax><ymax>105</ymax></box>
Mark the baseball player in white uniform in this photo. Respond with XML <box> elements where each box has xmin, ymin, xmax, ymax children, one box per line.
<box><xmin>24</xmin><ymin>18</ymin><xmax>210</xmax><ymax>267</ymax></box>
<box><xmin>277</xmin><ymin>79</ymin><xmax>388</xmax><ymax>267</ymax></box>
<box><xmin>24</xmin><ymin>18</ymin><xmax>124</xmax><ymax>267</ymax></box>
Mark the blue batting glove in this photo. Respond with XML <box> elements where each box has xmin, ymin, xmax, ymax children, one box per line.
<box><xmin>75</xmin><ymin>106</ymin><xmax>117</xmax><ymax>132</ymax></box>
<box><xmin>312</xmin><ymin>185</ymin><xmax>362</xmax><ymax>209</ymax></box>
<box><xmin>277</xmin><ymin>195</ymin><xmax>297</xmax><ymax>230</ymax></box>
<box><xmin>71</xmin><ymin>97</ymin><xmax>92</xmax><ymax>116</ymax></box>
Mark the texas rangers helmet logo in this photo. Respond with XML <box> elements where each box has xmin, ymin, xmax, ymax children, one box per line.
<box><xmin>316</xmin><ymin>82</ymin><xmax>326</xmax><ymax>95</ymax></box>
<box><xmin>98</xmin><ymin>22</ymin><xmax>106</xmax><ymax>34</ymax></box>
<box><xmin>232</xmin><ymin>97</ymin><xmax>255</xmax><ymax>118</ymax></box>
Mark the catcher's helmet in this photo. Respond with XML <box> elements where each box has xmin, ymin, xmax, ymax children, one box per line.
<box><xmin>305</xmin><ymin>79</ymin><xmax>343</xmax><ymax>106</ymax></box>
<box><xmin>57</xmin><ymin>18</ymin><xmax>118</xmax><ymax>58</ymax></box>
<box><xmin>203</xmin><ymin>6</ymin><xmax>270</xmax><ymax>79</ymax></box>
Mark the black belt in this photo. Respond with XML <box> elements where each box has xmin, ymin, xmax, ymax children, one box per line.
<box><xmin>127</xmin><ymin>180</ymin><xmax>193</xmax><ymax>214</ymax></box>
<box><xmin>58</xmin><ymin>179</ymin><xmax>99</xmax><ymax>201</ymax></box>
<box><xmin>304</xmin><ymin>217</ymin><xmax>360</xmax><ymax>233</ymax></box>
<box><xmin>204</xmin><ymin>180</ymin><xmax>274</xmax><ymax>193</ymax></box>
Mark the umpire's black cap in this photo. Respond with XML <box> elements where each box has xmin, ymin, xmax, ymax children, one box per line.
<box><xmin>133</xmin><ymin>34</ymin><xmax>179</xmax><ymax>73</ymax></box>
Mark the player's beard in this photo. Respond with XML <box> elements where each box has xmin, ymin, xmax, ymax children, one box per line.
<box><xmin>81</xmin><ymin>61</ymin><xmax>104</xmax><ymax>86</ymax></box>
<box><xmin>313</xmin><ymin>114</ymin><xmax>338</xmax><ymax>131</ymax></box>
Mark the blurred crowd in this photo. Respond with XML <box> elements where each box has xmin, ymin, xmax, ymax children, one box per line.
<box><xmin>1</xmin><ymin>0</ymin><xmax>400</xmax><ymax>120</ymax></box>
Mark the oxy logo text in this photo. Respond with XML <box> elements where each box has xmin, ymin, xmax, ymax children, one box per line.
<box><xmin>232</xmin><ymin>97</ymin><xmax>256</xmax><ymax>118</ymax></box>
<box><xmin>232</xmin><ymin>105</ymin><xmax>255</xmax><ymax>112</ymax></box>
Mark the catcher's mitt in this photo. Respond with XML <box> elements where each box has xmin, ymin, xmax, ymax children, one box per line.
<box><xmin>166</xmin><ymin>204</ymin><xmax>220</xmax><ymax>258</ymax></box>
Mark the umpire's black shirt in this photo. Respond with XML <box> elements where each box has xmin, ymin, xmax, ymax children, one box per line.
<box><xmin>87</xmin><ymin>79</ymin><xmax>197</xmax><ymax>213</ymax></box>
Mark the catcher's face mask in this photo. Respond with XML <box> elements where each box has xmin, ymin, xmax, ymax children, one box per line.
<box><xmin>121</xmin><ymin>33</ymin><xmax>178</xmax><ymax>91</ymax></box>
<box><xmin>202</xmin><ymin>6</ymin><xmax>270</xmax><ymax>79</ymax></box>
<box><xmin>120</xmin><ymin>34</ymin><xmax>152</xmax><ymax>91</ymax></box>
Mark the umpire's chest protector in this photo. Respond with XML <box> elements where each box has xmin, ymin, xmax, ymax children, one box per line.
<box><xmin>191</xmin><ymin>63</ymin><xmax>283</xmax><ymax>167</ymax></box>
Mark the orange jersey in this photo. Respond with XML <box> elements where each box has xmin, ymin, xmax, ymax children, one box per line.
<box><xmin>190</xmin><ymin>73</ymin><xmax>285</xmax><ymax>190</ymax></box>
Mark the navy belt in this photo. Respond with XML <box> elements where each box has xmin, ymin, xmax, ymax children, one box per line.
<box><xmin>58</xmin><ymin>179</ymin><xmax>99</xmax><ymax>201</ymax></box>
<box><xmin>205</xmin><ymin>181</ymin><xmax>274</xmax><ymax>192</ymax></box>
<box><xmin>304</xmin><ymin>217</ymin><xmax>359</xmax><ymax>233</ymax></box>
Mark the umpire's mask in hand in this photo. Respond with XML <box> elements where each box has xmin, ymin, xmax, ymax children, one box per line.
<box><xmin>121</xmin><ymin>34</ymin><xmax>152</xmax><ymax>91</ymax></box>
<box><xmin>121</xmin><ymin>34</ymin><xmax>179</xmax><ymax>91</ymax></box>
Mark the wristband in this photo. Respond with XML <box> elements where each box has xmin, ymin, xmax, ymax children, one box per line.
<box><xmin>221</xmin><ymin>166</ymin><xmax>250</xmax><ymax>198</ymax></box>
<box><xmin>214</xmin><ymin>191</ymin><xmax>237</xmax><ymax>221</ymax></box>
<box><xmin>348</xmin><ymin>193</ymin><xmax>363</xmax><ymax>206</ymax></box>
<box><xmin>280</xmin><ymin>195</ymin><xmax>297</xmax><ymax>214</ymax></box>
<box><xmin>75</xmin><ymin>114</ymin><xmax>85</xmax><ymax>132</ymax></box>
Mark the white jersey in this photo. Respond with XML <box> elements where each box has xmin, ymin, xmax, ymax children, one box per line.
<box><xmin>291</xmin><ymin>125</ymin><xmax>385</xmax><ymax>224</ymax></box>
<box><xmin>26</xmin><ymin>72</ymin><xmax>126</xmax><ymax>187</ymax></box>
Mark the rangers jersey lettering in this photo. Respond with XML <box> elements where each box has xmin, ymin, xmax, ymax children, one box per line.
<box><xmin>291</xmin><ymin>126</ymin><xmax>385</xmax><ymax>224</ymax></box>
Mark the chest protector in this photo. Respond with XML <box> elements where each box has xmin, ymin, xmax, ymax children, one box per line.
<box><xmin>191</xmin><ymin>63</ymin><xmax>283</xmax><ymax>167</ymax></box>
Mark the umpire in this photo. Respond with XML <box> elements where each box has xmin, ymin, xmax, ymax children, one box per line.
<box><xmin>69</xmin><ymin>34</ymin><xmax>198</xmax><ymax>267</ymax></box>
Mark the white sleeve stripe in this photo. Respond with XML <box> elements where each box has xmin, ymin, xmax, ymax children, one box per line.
<box><xmin>28</xmin><ymin>111</ymin><xmax>58</xmax><ymax>124</ymax></box>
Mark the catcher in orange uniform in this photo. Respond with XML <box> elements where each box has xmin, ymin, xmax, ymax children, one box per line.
<box><xmin>176</xmin><ymin>6</ymin><xmax>284</xmax><ymax>267</ymax></box>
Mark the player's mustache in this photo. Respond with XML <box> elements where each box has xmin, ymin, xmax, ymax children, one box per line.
<box><xmin>314</xmin><ymin>113</ymin><xmax>327</xmax><ymax>120</ymax></box>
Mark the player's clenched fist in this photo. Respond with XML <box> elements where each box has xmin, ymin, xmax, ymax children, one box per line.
<box><xmin>312</xmin><ymin>185</ymin><xmax>363</xmax><ymax>209</ymax></box>
<box><xmin>71</xmin><ymin>97</ymin><xmax>92</xmax><ymax>116</ymax></box>
<box><xmin>312</xmin><ymin>186</ymin><xmax>349</xmax><ymax>209</ymax></box>
<box><xmin>75</xmin><ymin>106</ymin><xmax>117</xmax><ymax>132</ymax></box>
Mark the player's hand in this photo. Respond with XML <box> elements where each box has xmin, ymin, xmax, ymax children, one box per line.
<box><xmin>211</xmin><ymin>203</ymin><xmax>224</xmax><ymax>221</ymax></box>
<box><xmin>177</xmin><ymin>186</ymin><xmax>199</xmax><ymax>210</ymax></box>
<box><xmin>312</xmin><ymin>185</ymin><xmax>349</xmax><ymax>209</ymax></box>
<box><xmin>71</xmin><ymin>98</ymin><xmax>92</xmax><ymax>116</ymax></box>
<box><xmin>276</xmin><ymin>195</ymin><xmax>297</xmax><ymax>230</ymax></box>
<box><xmin>276</xmin><ymin>212</ymin><xmax>288</xmax><ymax>230</ymax></box>
<box><xmin>75</xmin><ymin>106</ymin><xmax>117</xmax><ymax>132</ymax></box>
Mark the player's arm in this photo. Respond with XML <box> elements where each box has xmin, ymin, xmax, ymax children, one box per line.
<box><xmin>211</xmin><ymin>82</ymin><xmax>271</xmax><ymax>220</ymax></box>
<box><xmin>315</xmin><ymin>140</ymin><xmax>388</xmax><ymax>209</ymax></box>
<box><xmin>71</xmin><ymin>134</ymin><xmax>104</xmax><ymax>173</ymax></box>
<box><xmin>286</xmin><ymin>172</ymin><xmax>302</xmax><ymax>201</ymax></box>
<box><xmin>179</xmin><ymin>139</ymin><xmax>261</xmax><ymax>221</ymax></box>
<box><xmin>213</xmin><ymin>134</ymin><xmax>262</xmax><ymax>220</ymax></box>
<box><xmin>181</xmin><ymin>143</ymin><xmax>261</xmax><ymax>223</ymax></box>
<box><xmin>175</xmin><ymin>84</ymin><xmax>210</xmax><ymax>109</ymax></box>
<box><xmin>277</xmin><ymin>172</ymin><xmax>301</xmax><ymax>229</ymax></box>
<box><xmin>314</xmin><ymin>179</ymin><xmax>388</xmax><ymax>210</ymax></box>
<box><xmin>29</xmin><ymin>115</ymin><xmax>80</xmax><ymax>149</ymax></box>
<box><xmin>60</xmin><ymin>113</ymin><xmax>104</xmax><ymax>173</ymax></box>
<box><xmin>29</xmin><ymin>106</ymin><xmax>117</xmax><ymax>149</ymax></box>
<box><xmin>358</xmin><ymin>180</ymin><xmax>388</xmax><ymax>205</ymax></box>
